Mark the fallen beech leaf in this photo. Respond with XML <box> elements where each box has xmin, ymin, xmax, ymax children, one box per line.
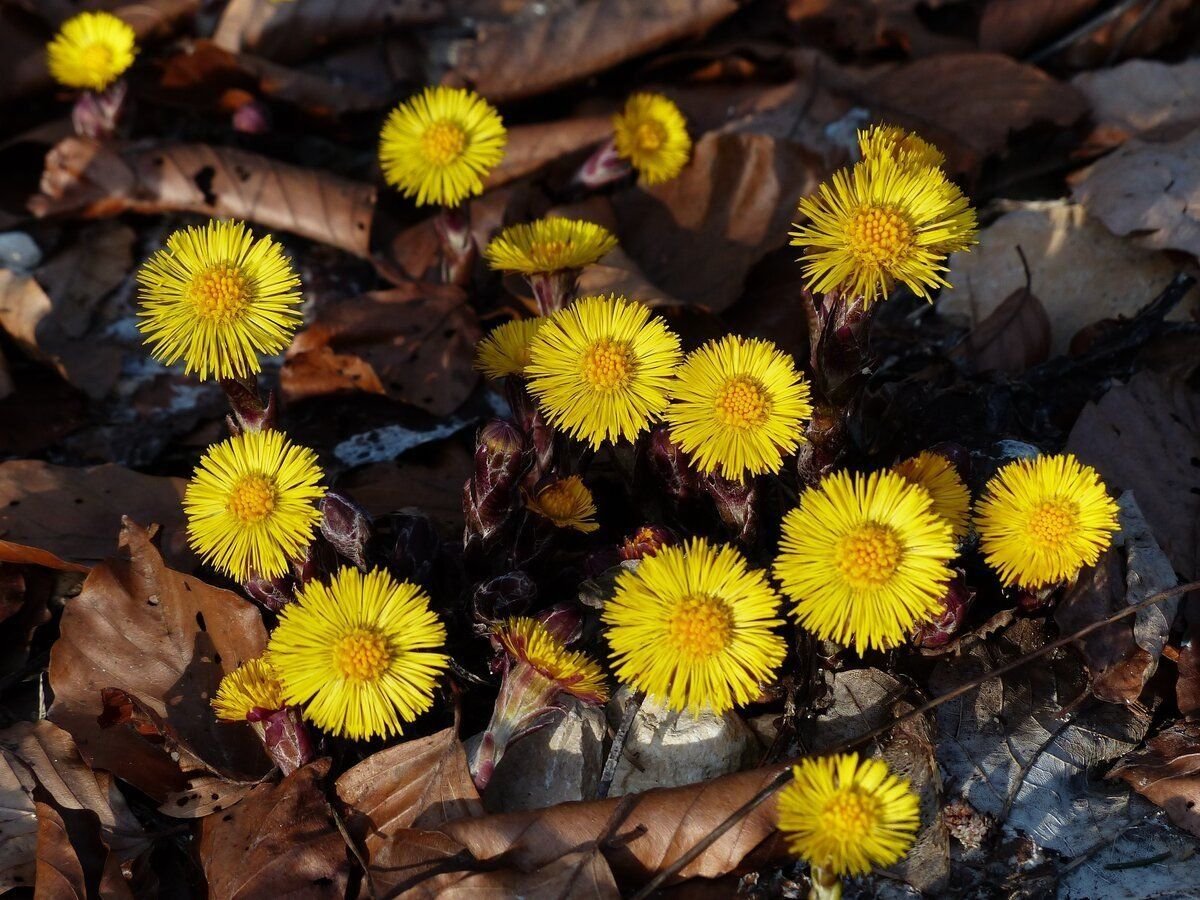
<box><xmin>440</xmin><ymin>847</ymin><xmax>620</xmax><ymax>899</ymax></box>
<box><xmin>1072</xmin><ymin>59</ymin><xmax>1200</xmax><ymax>144</ymax></box>
<box><xmin>48</xmin><ymin>520</ymin><xmax>269</xmax><ymax>801</ymax></box>
<box><xmin>31</xmin><ymin>138</ymin><xmax>374</xmax><ymax>258</ymax></box>
<box><xmin>1072</xmin><ymin>129</ymin><xmax>1200</xmax><ymax>259</ymax></box>
<box><xmin>1058</xmin><ymin>0</ymin><xmax>1195</xmax><ymax>68</ymax></box>
<box><xmin>32</xmin><ymin>802</ymin><xmax>87</xmax><ymax>900</ymax></box>
<box><xmin>283</xmin><ymin>284</ymin><xmax>480</xmax><ymax>417</ymax></box>
<box><xmin>1111</xmin><ymin>721</ymin><xmax>1200</xmax><ymax>839</ymax></box>
<box><xmin>784</xmin><ymin>0</ymin><xmax>972</xmax><ymax>57</ymax></box>
<box><xmin>487</xmin><ymin>117</ymin><xmax>613</xmax><ymax>190</ymax></box>
<box><xmin>860</xmin><ymin>53</ymin><xmax>1088</xmax><ymax>173</ymax></box>
<box><xmin>0</xmin><ymin>461</ymin><xmax>191</xmax><ymax>570</ymax></box>
<box><xmin>0</xmin><ymin>541</ymin><xmax>86</xmax><ymax>573</ymax></box>
<box><xmin>952</xmin><ymin>279</ymin><xmax>1050</xmax><ymax>375</ymax></box>
<box><xmin>447</xmin><ymin>0</ymin><xmax>738</xmax><ymax>101</ymax></box>
<box><xmin>978</xmin><ymin>0</ymin><xmax>1100</xmax><ymax>55</ymax></box>
<box><xmin>198</xmin><ymin>760</ymin><xmax>351</xmax><ymax>900</ymax></box>
<box><xmin>1178</xmin><ymin>629</ymin><xmax>1200</xmax><ymax>718</ymax></box>
<box><xmin>1068</xmin><ymin>372</ymin><xmax>1200</xmax><ymax>580</ymax></box>
<box><xmin>279</xmin><ymin>346</ymin><xmax>386</xmax><ymax>401</ymax></box>
<box><xmin>0</xmin><ymin>749</ymin><xmax>37</xmax><ymax>892</ymax></box>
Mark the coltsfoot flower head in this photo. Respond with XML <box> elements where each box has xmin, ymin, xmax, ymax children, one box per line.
<box><xmin>475</xmin><ymin>318</ymin><xmax>543</xmax><ymax>380</ymax></box>
<box><xmin>775</xmin><ymin>470</ymin><xmax>956</xmax><ymax>653</ymax></box>
<box><xmin>137</xmin><ymin>220</ymin><xmax>303</xmax><ymax>381</ymax></box>
<box><xmin>485</xmin><ymin>218</ymin><xmax>617</xmax><ymax>275</ymax></box>
<box><xmin>268</xmin><ymin>567</ymin><xmax>449</xmax><ymax>740</ymax></box>
<box><xmin>858</xmin><ymin>124</ymin><xmax>946</xmax><ymax>170</ymax></box>
<box><xmin>185</xmin><ymin>430</ymin><xmax>325</xmax><ymax>582</ymax></box>
<box><xmin>526</xmin><ymin>476</ymin><xmax>599</xmax><ymax>533</ymax></box>
<box><xmin>613</xmin><ymin>93</ymin><xmax>692</xmax><ymax>185</ymax></box>
<box><xmin>497</xmin><ymin>616</ymin><xmax>609</xmax><ymax>705</ymax></box>
<box><xmin>777</xmin><ymin>752</ymin><xmax>920</xmax><ymax>877</ymax></box>
<box><xmin>47</xmin><ymin>11</ymin><xmax>136</xmax><ymax>92</ymax></box>
<box><xmin>525</xmin><ymin>294</ymin><xmax>682</xmax><ymax>448</ymax></box>
<box><xmin>666</xmin><ymin>336</ymin><xmax>813</xmax><ymax>479</ymax></box>
<box><xmin>379</xmin><ymin>86</ymin><xmax>507</xmax><ymax>207</ymax></box>
<box><xmin>974</xmin><ymin>453</ymin><xmax>1119</xmax><ymax>589</ymax></box>
<box><xmin>212</xmin><ymin>656</ymin><xmax>285</xmax><ymax>722</ymax></box>
<box><xmin>893</xmin><ymin>451</ymin><xmax>971</xmax><ymax>541</ymax></box>
<box><xmin>603</xmin><ymin>537</ymin><xmax>786</xmax><ymax>714</ymax></box>
<box><xmin>790</xmin><ymin>155</ymin><xmax>977</xmax><ymax>305</ymax></box>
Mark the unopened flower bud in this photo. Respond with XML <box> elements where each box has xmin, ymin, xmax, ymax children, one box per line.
<box><xmin>71</xmin><ymin>80</ymin><xmax>127</xmax><ymax>139</ymax></box>
<box><xmin>232</xmin><ymin>100</ymin><xmax>271</xmax><ymax>135</ymax></box>
<box><xmin>246</xmin><ymin>706</ymin><xmax>314</xmax><ymax>775</ymax></box>
<box><xmin>911</xmin><ymin>578</ymin><xmax>973</xmax><ymax>649</ymax></box>
<box><xmin>642</xmin><ymin>426</ymin><xmax>700</xmax><ymax>502</ymax></box>
<box><xmin>464</xmin><ymin>419</ymin><xmax>528</xmax><ymax>552</ymax></box>
<box><xmin>320</xmin><ymin>491</ymin><xmax>372</xmax><ymax>569</ymax></box>
<box><xmin>705</xmin><ymin>473</ymin><xmax>760</xmax><ymax>545</ymax></box>
<box><xmin>220</xmin><ymin>375</ymin><xmax>276</xmax><ymax>434</ymax></box>
<box><xmin>619</xmin><ymin>525</ymin><xmax>675</xmax><ymax>561</ymax></box>
<box><xmin>244</xmin><ymin>571</ymin><xmax>295</xmax><ymax>612</ymax></box>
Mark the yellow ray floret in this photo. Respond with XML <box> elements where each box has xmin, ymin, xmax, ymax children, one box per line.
<box><xmin>137</xmin><ymin>220</ymin><xmax>303</xmax><ymax>381</ymax></box>
<box><xmin>666</xmin><ymin>336</ymin><xmax>813</xmax><ymax>480</ymax></box>
<box><xmin>212</xmin><ymin>656</ymin><xmax>285</xmax><ymax>722</ymax></box>
<box><xmin>790</xmin><ymin>154</ymin><xmax>976</xmax><ymax>305</ymax></box>
<box><xmin>268</xmin><ymin>567</ymin><xmax>449</xmax><ymax>740</ymax></box>
<box><xmin>774</xmin><ymin>470</ymin><xmax>956</xmax><ymax>654</ymax></box>
<box><xmin>485</xmin><ymin>218</ymin><xmax>617</xmax><ymax>275</ymax></box>
<box><xmin>379</xmin><ymin>86</ymin><xmax>507</xmax><ymax>207</ymax></box>
<box><xmin>892</xmin><ymin>451</ymin><xmax>971</xmax><ymax>542</ymax></box>
<box><xmin>858</xmin><ymin>124</ymin><xmax>946</xmax><ymax>170</ymax></box>
<box><xmin>603</xmin><ymin>537</ymin><xmax>786</xmax><ymax>714</ymax></box>
<box><xmin>497</xmin><ymin>616</ymin><xmax>609</xmax><ymax>704</ymax></box>
<box><xmin>185</xmin><ymin>430</ymin><xmax>325</xmax><ymax>582</ymax></box>
<box><xmin>974</xmin><ymin>453</ymin><xmax>1119</xmax><ymax>589</ymax></box>
<box><xmin>47</xmin><ymin>11</ymin><xmax>136</xmax><ymax>92</ymax></box>
<box><xmin>475</xmin><ymin>318</ymin><xmax>543</xmax><ymax>380</ymax></box>
<box><xmin>526</xmin><ymin>476</ymin><xmax>599</xmax><ymax>533</ymax></box>
<box><xmin>525</xmin><ymin>294</ymin><xmax>681</xmax><ymax>448</ymax></box>
<box><xmin>613</xmin><ymin>93</ymin><xmax>692</xmax><ymax>186</ymax></box>
<box><xmin>777</xmin><ymin>753</ymin><xmax>920</xmax><ymax>877</ymax></box>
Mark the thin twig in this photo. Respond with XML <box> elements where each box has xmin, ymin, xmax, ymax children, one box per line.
<box><xmin>1026</xmin><ymin>0</ymin><xmax>1145</xmax><ymax>63</ymax></box>
<box><xmin>1107</xmin><ymin>0</ymin><xmax>1165</xmax><ymax>63</ymax></box>
<box><xmin>328</xmin><ymin>797</ymin><xmax>377</xmax><ymax>900</ymax></box>
<box><xmin>596</xmin><ymin>691</ymin><xmax>644</xmax><ymax>800</ymax></box>
<box><xmin>628</xmin><ymin>579</ymin><xmax>1200</xmax><ymax>900</ymax></box>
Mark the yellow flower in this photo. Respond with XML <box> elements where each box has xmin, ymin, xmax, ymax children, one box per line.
<box><xmin>790</xmin><ymin>154</ymin><xmax>977</xmax><ymax>305</ymax></box>
<box><xmin>137</xmin><ymin>220</ymin><xmax>303</xmax><ymax>381</ymax></box>
<box><xmin>975</xmin><ymin>453</ymin><xmax>1119</xmax><ymax>589</ymax></box>
<box><xmin>268</xmin><ymin>567</ymin><xmax>449</xmax><ymax>740</ymax></box>
<box><xmin>774</xmin><ymin>470</ymin><xmax>955</xmax><ymax>653</ymax></box>
<box><xmin>475</xmin><ymin>318</ymin><xmax>543</xmax><ymax>380</ymax></box>
<box><xmin>526</xmin><ymin>476</ymin><xmax>599</xmax><ymax>533</ymax></box>
<box><xmin>666</xmin><ymin>336</ymin><xmax>813</xmax><ymax>479</ymax></box>
<box><xmin>893</xmin><ymin>451</ymin><xmax>971</xmax><ymax>541</ymax></box>
<box><xmin>378</xmin><ymin>86</ymin><xmax>507</xmax><ymax>207</ymax></box>
<box><xmin>858</xmin><ymin>124</ymin><xmax>945</xmax><ymax>170</ymax></box>
<box><xmin>525</xmin><ymin>294</ymin><xmax>682</xmax><ymax>448</ymax></box>
<box><xmin>212</xmin><ymin>656</ymin><xmax>285</xmax><ymax>722</ymax></box>
<box><xmin>47</xmin><ymin>11</ymin><xmax>136</xmax><ymax>92</ymax></box>
<box><xmin>497</xmin><ymin>617</ymin><xmax>609</xmax><ymax>704</ymax></box>
<box><xmin>777</xmin><ymin>753</ymin><xmax>920</xmax><ymax>877</ymax></box>
<box><xmin>613</xmin><ymin>93</ymin><xmax>692</xmax><ymax>186</ymax></box>
<box><xmin>485</xmin><ymin>218</ymin><xmax>617</xmax><ymax>275</ymax></box>
<box><xmin>602</xmin><ymin>537</ymin><xmax>786</xmax><ymax>714</ymax></box>
<box><xmin>184</xmin><ymin>430</ymin><xmax>325</xmax><ymax>582</ymax></box>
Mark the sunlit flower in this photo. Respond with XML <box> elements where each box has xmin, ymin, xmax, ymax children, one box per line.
<box><xmin>774</xmin><ymin>470</ymin><xmax>955</xmax><ymax>653</ymax></box>
<box><xmin>526</xmin><ymin>476</ymin><xmax>599</xmax><ymax>533</ymax></box>
<box><xmin>497</xmin><ymin>616</ymin><xmax>609</xmax><ymax>705</ymax></box>
<box><xmin>975</xmin><ymin>453</ymin><xmax>1119</xmax><ymax>589</ymax></box>
<box><xmin>858</xmin><ymin>124</ymin><xmax>945</xmax><ymax>170</ymax></box>
<box><xmin>485</xmin><ymin>218</ymin><xmax>617</xmax><ymax>275</ymax></box>
<box><xmin>777</xmin><ymin>753</ymin><xmax>920</xmax><ymax>878</ymax></box>
<box><xmin>47</xmin><ymin>11</ymin><xmax>136</xmax><ymax>92</ymax></box>
<box><xmin>893</xmin><ymin>451</ymin><xmax>971</xmax><ymax>541</ymax></box>
<box><xmin>475</xmin><ymin>318</ymin><xmax>543</xmax><ymax>380</ymax></box>
<box><xmin>603</xmin><ymin>538</ymin><xmax>786</xmax><ymax>714</ymax></box>
<box><xmin>137</xmin><ymin>220</ymin><xmax>303</xmax><ymax>381</ymax></box>
<box><xmin>525</xmin><ymin>294</ymin><xmax>681</xmax><ymax>448</ymax></box>
<box><xmin>613</xmin><ymin>93</ymin><xmax>692</xmax><ymax>185</ymax></box>
<box><xmin>378</xmin><ymin>86</ymin><xmax>507</xmax><ymax>207</ymax></box>
<box><xmin>268</xmin><ymin>567</ymin><xmax>449</xmax><ymax>740</ymax></box>
<box><xmin>184</xmin><ymin>430</ymin><xmax>325</xmax><ymax>582</ymax></box>
<box><xmin>666</xmin><ymin>336</ymin><xmax>812</xmax><ymax>480</ymax></box>
<box><xmin>790</xmin><ymin>155</ymin><xmax>976</xmax><ymax>305</ymax></box>
<box><xmin>212</xmin><ymin>656</ymin><xmax>285</xmax><ymax>722</ymax></box>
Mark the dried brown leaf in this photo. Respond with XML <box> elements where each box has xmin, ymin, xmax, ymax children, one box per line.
<box><xmin>31</xmin><ymin>138</ymin><xmax>374</xmax><ymax>258</ymax></box>
<box><xmin>0</xmin><ymin>749</ymin><xmax>37</xmax><ymax>892</ymax></box>
<box><xmin>439</xmin><ymin>848</ymin><xmax>620</xmax><ymax>899</ymax></box>
<box><xmin>953</xmin><ymin>282</ymin><xmax>1051</xmax><ymax>375</ymax></box>
<box><xmin>487</xmin><ymin>117</ymin><xmax>612</xmax><ymax>190</ymax></box>
<box><xmin>978</xmin><ymin>0</ymin><xmax>1100</xmax><ymax>55</ymax></box>
<box><xmin>32</xmin><ymin>802</ymin><xmax>86</xmax><ymax>900</ymax></box>
<box><xmin>0</xmin><ymin>542</ymin><xmax>87</xmax><ymax>574</ymax></box>
<box><xmin>1072</xmin><ymin>59</ymin><xmax>1200</xmax><ymax>145</ymax></box>
<box><xmin>1111</xmin><ymin>721</ymin><xmax>1200</xmax><ymax>839</ymax></box>
<box><xmin>784</xmin><ymin>0</ymin><xmax>972</xmax><ymax>57</ymax></box>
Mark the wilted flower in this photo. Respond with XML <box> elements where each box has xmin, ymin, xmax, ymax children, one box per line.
<box><xmin>613</xmin><ymin>93</ymin><xmax>692</xmax><ymax>185</ymax></box>
<box><xmin>47</xmin><ymin>11</ymin><xmax>136</xmax><ymax>92</ymax></box>
<box><xmin>475</xmin><ymin>319</ymin><xmax>543</xmax><ymax>380</ymax></box>
<box><xmin>526</xmin><ymin>476</ymin><xmax>599</xmax><ymax>533</ymax></box>
<box><xmin>893</xmin><ymin>450</ymin><xmax>971</xmax><ymax>541</ymax></box>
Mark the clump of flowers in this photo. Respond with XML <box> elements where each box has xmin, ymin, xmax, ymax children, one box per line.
<box><xmin>47</xmin><ymin>11</ymin><xmax>136</xmax><ymax>92</ymax></box>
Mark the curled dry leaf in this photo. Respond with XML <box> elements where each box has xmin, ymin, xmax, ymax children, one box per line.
<box><xmin>950</xmin><ymin>276</ymin><xmax>1051</xmax><ymax>376</ymax></box>
<box><xmin>0</xmin><ymin>748</ymin><xmax>37</xmax><ymax>892</ymax></box>
<box><xmin>487</xmin><ymin>117</ymin><xmax>613</xmax><ymax>190</ymax></box>
<box><xmin>446</xmin><ymin>0</ymin><xmax>738</xmax><ymax>102</ymax></box>
<box><xmin>198</xmin><ymin>760</ymin><xmax>351</xmax><ymax>900</ymax></box>
<box><xmin>1072</xmin><ymin>58</ymin><xmax>1200</xmax><ymax>145</ymax></box>
<box><xmin>30</xmin><ymin>138</ymin><xmax>374</xmax><ymax>258</ymax></box>
<box><xmin>32</xmin><ymin>801</ymin><xmax>88</xmax><ymax>900</ymax></box>
<box><xmin>47</xmin><ymin>519</ymin><xmax>269</xmax><ymax>802</ymax></box>
<box><xmin>1111</xmin><ymin>721</ymin><xmax>1200</xmax><ymax>840</ymax></box>
<box><xmin>978</xmin><ymin>0</ymin><xmax>1101</xmax><ymax>56</ymax></box>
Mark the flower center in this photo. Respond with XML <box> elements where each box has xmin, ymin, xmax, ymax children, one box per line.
<box><xmin>819</xmin><ymin>788</ymin><xmax>880</xmax><ymax>841</ymax></box>
<box><xmin>835</xmin><ymin>523</ymin><xmax>903</xmax><ymax>588</ymax></box>
<box><xmin>332</xmin><ymin>629</ymin><xmax>392</xmax><ymax>682</ymax></box>
<box><xmin>714</xmin><ymin>377</ymin><xmax>770</xmax><ymax>429</ymax></box>
<box><xmin>190</xmin><ymin>264</ymin><xmax>252</xmax><ymax>323</ymax></box>
<box><xmin>1028</xmin><ymin>499</ymin><xmax>1078</xmax><ymax>549</ymax></box>
<box><xmin>226</xmin><ymin>475</ymin><xmax>277</xmax><ymax>524</ymax></box>
<box><xmin>80</xmin><ymin>43</ymin><xmax>114</xmax><ymax>72</ymax></box>
<box><xmin>581</xmin><ymin>339</ymin><xmax>634</xmax><ymax>391</ymax></box>
<box><xmin>635</xmin><ymin>120</ymin><xmax>667</xmax><ymax>152</ymax></box>
<box><xmin>530</xmin><ymin>240</ymin><xmax>569</xmax><ymax>268</ymax></box>
<box><xmin>668</xmin><ymin>594</ymin><xmax>733</xmax><ymax>659</ymax></box>
<box><xmin>848</xmin><ymin>206</ymin><xmax>914</xmax><ymax>267</ymax></box>
<box><xmin>421</xmin><ymin>120</ymin><xmax>467</xmax><ymax>166</ymax></box>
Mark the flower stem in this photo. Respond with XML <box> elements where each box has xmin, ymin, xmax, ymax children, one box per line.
<box><xmin>436</xmin><ymin>204</ymin><xmax>475</xmax><ymax>287</ymax></box>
